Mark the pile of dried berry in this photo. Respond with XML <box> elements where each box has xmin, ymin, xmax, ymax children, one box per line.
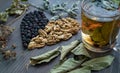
<box><xmin>20</xmin><ymin>10</ymin><xmax>49</xmax><ymax>48</ymax></box>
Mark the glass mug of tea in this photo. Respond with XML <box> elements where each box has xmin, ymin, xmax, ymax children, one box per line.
<box><xmin>81</xmin><ymin>0</ymin><xmax>120</xmax><ymax>53</ymax></box>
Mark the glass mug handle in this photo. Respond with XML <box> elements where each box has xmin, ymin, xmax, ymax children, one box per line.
<box><xmin>113</xmin><ymin>15</ymin><xmax>120</xmax><ymax>52</ymax></box>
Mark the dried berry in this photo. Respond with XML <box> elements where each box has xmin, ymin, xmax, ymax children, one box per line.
<box><xmin>20</xmin><ymin>10</ymin><xmax>49</xmax><ymax>48</ymax></box>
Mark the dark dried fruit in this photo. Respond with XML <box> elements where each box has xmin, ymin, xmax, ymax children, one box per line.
<box><xmin>20</xmin><ymin>10</ymin><xmax>49</xmax><ymax>48</ymax></box>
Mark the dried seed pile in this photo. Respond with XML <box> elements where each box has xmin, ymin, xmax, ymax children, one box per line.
<box><xmin>0</xmin><ymin>25</ymin><xmax>13</xmax><ymax>48</ymax></box>
<box><xmin>28</xmin><ymin>17</ymin><xmax>80</xmax><ymax>49</ymax></box>
<box><xmin>20</xmin><ymin>11</ymin><xmax>49</xmax><ymax>48</ymax></box>
<box><xmin>1</xmin><ymin>49</ymin><xmax>16</xmax><ymax>60</ymax></box>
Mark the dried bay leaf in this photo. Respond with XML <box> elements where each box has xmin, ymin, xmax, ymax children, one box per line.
<box><xmin>101</xmin><ymin>23</ymin><xmax>112</xmax><ymax>44</ymax></box>
<box><xmin>60</xmin><ymin>40</ymin><xmax>80</xmax><ymax>60</ymax></box>
<box><xmin>50</xmin><ymin>58</ymin><xmax>86</xmax><ymax>73</ymax></box>
<box><xmin>102</xmin><ymin>21</ymin><xmax>119</xmax><ymax>45</ymax></box>
<box><xmin>81</xmin><ymin>55</ymin><xmax>114</xmax><ymax>70</ymax></box>
<box><xmin>30</xmin><ymin>47</ymin><xmax>60</xmax><ymax>65</ymax></box>
<box><xmin>91</xmin><ymin>28</ymin><xmax>107</xmax><ymax>46</ymax></box>
<box><xmin>112</xmin><ymin>0</ymin><xmax>120</xmax><ymax>5</ymax></box>
<box><xmin>68</xmin><ymin>67</ymin><xmax>91</xmax><ymax>73</ymax></box>
<box><xmin>71</xmin><ymin>43</ymin><xmax>91</xmax><ymax>58</ymax></box>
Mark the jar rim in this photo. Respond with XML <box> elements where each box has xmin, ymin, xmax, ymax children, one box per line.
<box><xmin>81</xmin><ymin>0</ymin><xmax>120</xmax><ymax>18</ymax></box>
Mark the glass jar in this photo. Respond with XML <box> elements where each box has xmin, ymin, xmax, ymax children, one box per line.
<box><xmin>81</xmin><ymin>0</ymin><xmax>120</xmax><ymax>53</ymax></box>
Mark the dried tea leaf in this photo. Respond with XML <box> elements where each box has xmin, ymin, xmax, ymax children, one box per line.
<box><xmin>60</xmin><ymin>40</ymin><xmax>80</xmax><ymax>60</ymax></box>
<box><xmin>112</xmin><ymin>0</ymin><xmax>120</xmax><ymax>5</ymax></box>
<box><xmin>30</xmin><ymin>47</ymin><xmax>60</xmax><ymax>65</ymax></box>
<box><xmin>6</xmin><ymin>0</ymin><xmax>28</xmax><ymax>15</ymax></box>
<box><xmin>81</xmin><ymin>55</ymin><xmax>114</xmax><ymax>70</ymax></box>
<box><xmin>91</xmin><ymin>28</ymin><xmax>107</xmax><ymax>46</ymax></box>
<box><xmin>0</xmin><ymin>12</ymin><xmax>9</xmax><ymax>22</ymax></box>
<box><xmin>67</xmin><ymin>9</ymin><xmax>77</xmax><ymax>18</ymax></box>
<box><xmin>101</xmin><ymin>23</ymin><xmax>112</xmax><ymax>44</ymax></box>
<box><xmin>102</xmin><ymin>21</ymin><xmax>119</xmax><ymax>45</ymax></box>
<box><xmin>30</xmin><ymin>0</ymin><xmax>79</xmax><ymax>20</ymax></box>
<box><xmin>51</xmin><ymin>13</ymin><xmax>67</xmax><ymax>20</ymax></box>
<box><xmin>71</xmin><ymin>43</ymin><xmax>91</xmax><ymax>58</ymax></box>
<box><xmin>43</xmin><ymin>0</ymin><xmax>50</xmax><ymax>10</ymax></box>
<box><xmin>68</xmin><ymin>67</ymin><xmax>91</xmax><ymax>73</ymax></box>
<box><xmin>50</xmin><ymin>58</ymin><xmax>86</xmax><ymax>73</ymax></box>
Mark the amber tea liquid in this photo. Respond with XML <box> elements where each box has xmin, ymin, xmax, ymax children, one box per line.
<box><xmin>81</xmin><ymin>1</ymin><xmax>120</xmax><ymax>52</ymax></box>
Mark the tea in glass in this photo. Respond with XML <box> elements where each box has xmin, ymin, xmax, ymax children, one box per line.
<box><xmin>81</xmin><ymin>0</ymin><xmax>120</xmax><ymax>53</ymax></box>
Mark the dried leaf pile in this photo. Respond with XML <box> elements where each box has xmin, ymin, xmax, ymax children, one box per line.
<box><xmin>28</xmin><ymin>18</ymin><xmax>80</xmax><ymax>49</ymax></box>
<box><xmin>6</xmin><ymin>0</ymin><xmax>28</xmax><ymax>16</ymax></box>
<box><xmin>30</xmin><ymin>0</ymin><xmax>80</xmax><ymax>20</ymax></box>
<box><xmin>0</xmin><ymin>0</ymin><xmax>28</xmax><ymax>23</ymax></box>
<box><xmin>29</xmin><ymin>40</ymin><xmax>114</xmax><ymax>73</ymax></box>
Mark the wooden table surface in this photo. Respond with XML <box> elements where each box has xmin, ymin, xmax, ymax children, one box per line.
<box><xmin>0</xmin><ymin>0</ymin><xmax>120</xmax><ymax>73</ymax></box>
